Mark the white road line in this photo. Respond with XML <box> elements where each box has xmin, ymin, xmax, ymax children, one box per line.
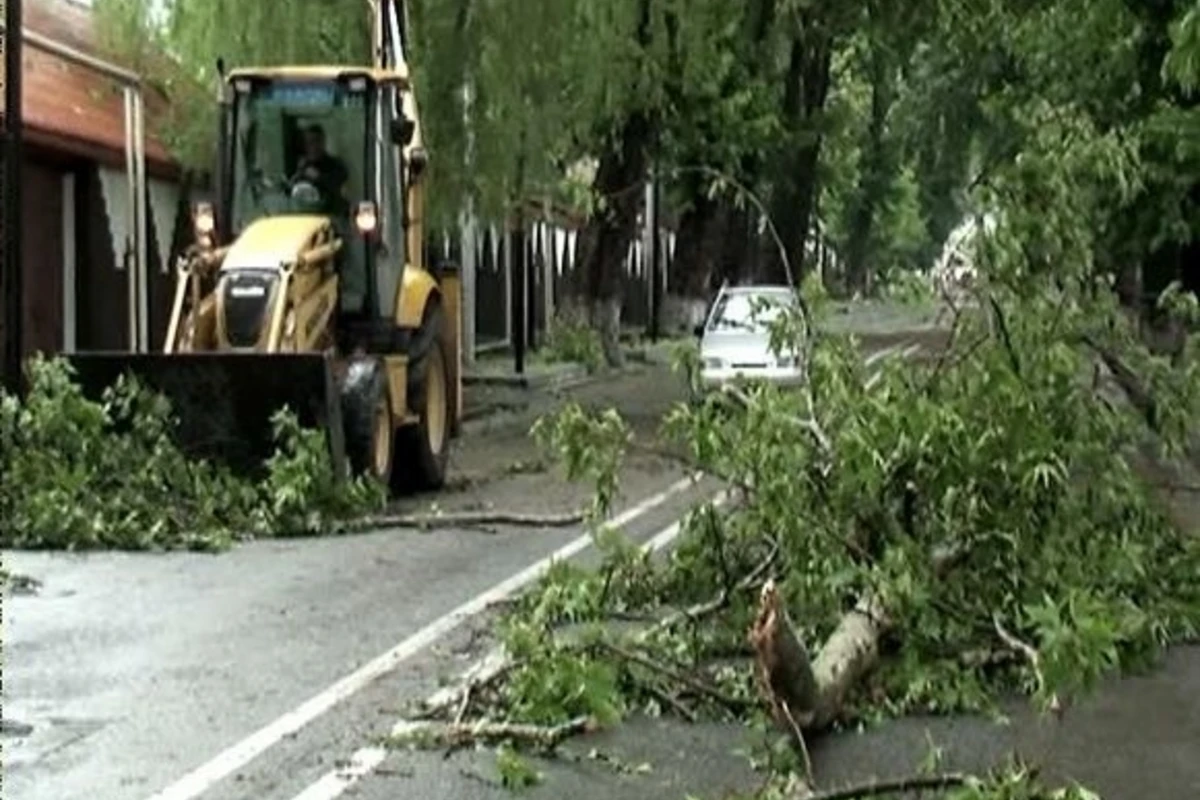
<box><xmin>144</xmin><ymin>474</ymin><xmax>701</xmax><ymax>800</ymax></box>
<box><xmin>863</xmin><ymin>342</ymin><xmax>904</xmax><ymax>366</ymax></box>
<box><xmin>289</xmin><ymin>487</ymin><xmax>734</xmax><ymax>800</ymax></box>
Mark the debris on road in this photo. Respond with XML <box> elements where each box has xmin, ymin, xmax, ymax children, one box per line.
<box><xmin>382</xmin><ymin>294</ymin><xmax>1200</xmax><ymax>799</ymax></box>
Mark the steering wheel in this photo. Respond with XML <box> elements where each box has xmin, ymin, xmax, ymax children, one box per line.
<box><xmin>289</xmin><ymin>179</ymin><xmax>325</xmax><ymax>213</ymax></box>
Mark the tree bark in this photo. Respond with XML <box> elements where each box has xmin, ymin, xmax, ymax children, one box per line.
<box><xmin>571</xmin><ymin>0</ymin><xmax>656</xmax><ymax>366</ymax></box>
<box><xmin>663</xmin><ymin>0</ymin><xmax>779</xmax><ymax>298</ymax></box>
<box><xmin>665</xmin><ymin>194</ymin><xmax>726</xmax><ymax>333</ymax></box>
<box><xmin>750</xmin><ymin>545</ymin><xmax>963</xmax><ymax>740</ymax></box>
<box><xmin>762</xmin><ymin>26</ymin><xmax>833</xmax><ymax>286</ymax></box>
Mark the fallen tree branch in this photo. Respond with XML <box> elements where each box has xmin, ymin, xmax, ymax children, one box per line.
<box><xmin>658</xmin><ymin>541</ymin><xmax>780</xmax><ymax>630</ymax></box>
<box><xmin>993</xmin><ymin>614</ymin><xmax>1061</xmax><ymax>714</ymax></box>
<box><xmin>1153</xmin><ymin>479</ymin><xmax>1200</xmax><ymax>493</ymax></box>
<box><xmin>720</xmin><ymin>383</ymin><xmax>833</xmax><ymax>459</ymax></box>
<box><xmin>1080</xmin><ymin>335</ymin><xmax>1160</xmax><ymax>431</ymax></box>
<box><xmin>797</xmin><ymin>772</ymin><xmax>970</xmax><ymax>800</ymax></box>
<box><xmin>414</xmin><ymin>647</ymin><xmax>516</xmax><ymax>720</ymax></box>
<box><xmin>625</xmin><ymin>440</ymin><xmax>756</xmax><ymax>495</ymax></box>
<box><xmin>600</xmin><ymin>641</ymin><xmax>749</xmax><ymax>714</ymax></box>
<box><xmin>388</xmin><ymin>716</ymin><xmax>594</xmax><ymax>750</ymax></box>
<box><xmin>643</xmin><ymin>683</ymin><xmax>698</xmax><ymax>722</ymax></box>
<box><xmin>412</xmin><ymin>541</ymin><xmax>776</xmax><ymax>726</ymax></box>
<box><xmin>350</xmin><ymin>508</ymin><xmax>586</xmax><ymax>532</ymax></box>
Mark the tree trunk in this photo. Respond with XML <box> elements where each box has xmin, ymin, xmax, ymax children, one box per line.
<box><xmin>762</xmin><ymin>28</ymin><xmax>833</xmax><ymax>286</ymax></box>
<box><xmin>563</xmin><ymin>0</ymin><xmax>657</xmax><ymax>366</ymax></box>
<box><xmin>665</xmin><ymin>194</ymin><xmax>725</xmax><ymax>333</ymax></box>
<box><xmin>572</xmin><ymin>94</ymin><xmax>653</xmax><ymax>366</ymax></box>
<box><xmin>843</xmin><ymin>50</ymin><xmax>896</xmax><ymax>296</ymax></box>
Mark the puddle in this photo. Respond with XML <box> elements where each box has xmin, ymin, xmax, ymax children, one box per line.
<box><xmin>2</xmin><ymin>572</ymin><xmax>44</xmax><ymax>597</ymax></box>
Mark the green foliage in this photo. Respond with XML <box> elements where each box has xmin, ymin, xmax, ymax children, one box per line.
<box><xmin>538</xmin><ymin>319</ymin><xmax>605</xmax><ymax>374</ymax></box>
<box><xmin>480</xmin><ymin>275</ymin><xmax>1199</xmax><ymax>771</ymax></box>
<box><xmin>530</xmin><ymin>403</ymin><xmax>630</xmax><ymax>521</ymax></box>
<box><xmin>0</xmin><ymin>357</ymin><xmax>384</xmax><ymax>551</ymax></box>
<box><xmin>254</xmin><ymin>410</ymin><xmax>387</xmax><ymax>537</ymax></box>
<box><xmin>94</xmin><ymin>0</ymin><xmax>370</xmax><ymax>169</ymax></box>
<box><xmin>494</xmin><ymin>743</ymin><xmax>542</xmax><ymax>791</ymax></box>
<box><xmin>877</xmin><ymin>267</ymin><xmax>936</xmax><ymax>306</ymax></box>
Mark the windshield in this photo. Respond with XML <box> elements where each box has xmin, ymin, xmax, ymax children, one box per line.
<box><xmin>231</xmin><ymin>80</ymin><xmax>368</xmax><ymax>232</ymax></box>
<box><xmin>706</xmin><ymin>290</ymin><xmax>795</xmax><ymax>333</ymax></box>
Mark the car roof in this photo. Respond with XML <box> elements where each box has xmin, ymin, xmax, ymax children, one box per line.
<box><xmin>720</xmin><ymin>284</ymin><xmax>793</xmax><ymax>294</ymax></box>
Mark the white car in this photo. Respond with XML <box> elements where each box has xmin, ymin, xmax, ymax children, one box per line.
<box><xmin>694</xmin><ymin>284</ymin><xmax>805</xmax><ymax>392</ymax></box>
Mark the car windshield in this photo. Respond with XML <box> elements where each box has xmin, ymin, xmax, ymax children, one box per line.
<box><xmin>230</xmin><ymin>80</ymin><xmax>368</xmax><ymax>232</ymax></box>
<box><xmin>707</xmin><ymin>290</ymin><xmax>795</xmax><ymax>333</ymax></box>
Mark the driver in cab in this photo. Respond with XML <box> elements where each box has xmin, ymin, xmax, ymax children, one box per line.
<box><xmin>291</xmin><ymin>123</ymin><xmax>349</xmax><ymax>215</ymax></box>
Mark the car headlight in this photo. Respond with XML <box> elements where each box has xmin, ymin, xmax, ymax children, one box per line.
<box><xmin>702</xmin><ymin>357</ymin><xmax>724</xmax><ymax>370</ymax></box>
<box><xmin>776</xmin><ymin>355</ymin><xmax>799</xmax><ymax>368</ymax></box>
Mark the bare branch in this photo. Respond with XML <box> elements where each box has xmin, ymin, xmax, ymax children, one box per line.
<box><xmin>600</xmin><ymin>641</ymin><xmax>749</xmax><ymax>714</ymax></box>
<box><xmin>350</xmin><ymin>508</ymin><xmax>585</xmax><ymax>532</ymax></box>
<box><xmin>992</xmin><ymin>614</ymin><xmax>1061</xmax><ymax>714</ymax></box>
<box><xmin>388</xmin><ymin>717</ymin><xmax>594</xmax><ymax>751</ymax></box>
<box><xmin>795</xmin><ymin>772</ymin><xmax>970</xmax><ymax>800</ymax></box>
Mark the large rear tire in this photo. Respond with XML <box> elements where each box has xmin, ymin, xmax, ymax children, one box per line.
<box><xmin>340</xmin><ymin>357</ymin><xmax>394</xmax><ymax>488</ymax></box>
<box><xmin>394</xmin><ymin>303</ymin><xmax>450</xmax><ymax>492</ymax></box>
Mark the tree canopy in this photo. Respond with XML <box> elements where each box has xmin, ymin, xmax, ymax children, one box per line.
<box><xmin>93</xmin><ymin>0</ymin><xmax>1200</xmax><ymax>335</ymax></box>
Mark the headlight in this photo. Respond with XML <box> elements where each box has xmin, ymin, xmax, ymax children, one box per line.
<box><xmin>776</xmin><ymin>355</ymin><xmax>799</xmax><ymax>368</ymax></box>
<box><xmin>702</xmin><ymin>357</ymin><xmax>724</xmax><ymax>370</ymax></box>
<box><xmin>354</xmin><ymin>201</ymin><xmax>379</xmax><ymax>234</ymax></box>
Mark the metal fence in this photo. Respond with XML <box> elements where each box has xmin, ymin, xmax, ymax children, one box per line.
<box><xmin>429</xmin><ymin>209</ymin><xmax>678</xmax><ymax>361</ymax></box>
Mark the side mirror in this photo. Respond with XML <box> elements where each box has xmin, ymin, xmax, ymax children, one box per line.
<box><xmin>389</xmin><ymin>116</ymin><xmax>415</xmax><ymax>145</ymax></box>
<box><xmin>693</xmin><ymin>323</ymin><xmax>705</xmax><ymax>338</ymax></box>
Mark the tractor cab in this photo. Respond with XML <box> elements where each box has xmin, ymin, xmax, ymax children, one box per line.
<box><xmin>210</xmin><ymin>68</ymin><xmax>422</xmax><ymax>323</ymax></box>
<box><xmin>68</xmin><ymin>4</ymin><xmax>463</xmax><ymax>495</ymax></box>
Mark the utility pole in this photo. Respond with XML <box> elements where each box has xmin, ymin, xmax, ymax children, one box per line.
<box><xmin>647</xmin><ymin>173</ymin><xmax>662</xmax><ymax>343</ymax></box>
<box><xmin>3</xmin><ymin>0</ymin><xmax>24</xmax><ymax>396</ymax></box>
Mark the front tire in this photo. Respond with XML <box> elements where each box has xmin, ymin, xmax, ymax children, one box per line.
<box><xmin>341</xmin><ymin>357</ymin><xmax>394</xmax><ymax>488</ymax></box>
<box><xmin>395</xmin><ymin>303</ymin><xmax>451</xmax><ymax>492</ymax></box>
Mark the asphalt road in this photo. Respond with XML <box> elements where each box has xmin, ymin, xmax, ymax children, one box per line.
<box><xmin>2</xmin><ymin>356</ymin><xmax>715</xmax><ymax>800</ymax></box>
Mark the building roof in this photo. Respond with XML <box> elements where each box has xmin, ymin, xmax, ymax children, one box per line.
<box><xmin>13</xmin><ymin>0</ymin><xmax>176</xmax><ymax>171</ymax></box>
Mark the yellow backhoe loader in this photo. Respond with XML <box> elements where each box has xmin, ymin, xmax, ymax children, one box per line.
<box><xmin>68</xmin><ymin>0</ymin><xmax>461</xmax><ymax>492</ymax></box>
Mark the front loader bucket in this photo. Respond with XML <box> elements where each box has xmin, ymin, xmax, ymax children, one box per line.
<box><xmin>64</xmin><ymin>352</ymin><xmax>347</xmax><ymax>479</ymax></box>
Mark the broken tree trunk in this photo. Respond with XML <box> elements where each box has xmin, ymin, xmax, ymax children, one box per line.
<box><xmin>750</xmin><ymin>545</ymin><xmax>964</xmax><ymax>737</ymax></box>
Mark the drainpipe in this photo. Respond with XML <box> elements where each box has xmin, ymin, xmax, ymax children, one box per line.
<box><xmin>133</xmin><ymin>90</ymin><xmax>148</xmax><ymax>352</ymax></box>
<box><xmin>3</xmin><ymin>24</ymin><xmax>148</xmax><ymax>352</ymax></box>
